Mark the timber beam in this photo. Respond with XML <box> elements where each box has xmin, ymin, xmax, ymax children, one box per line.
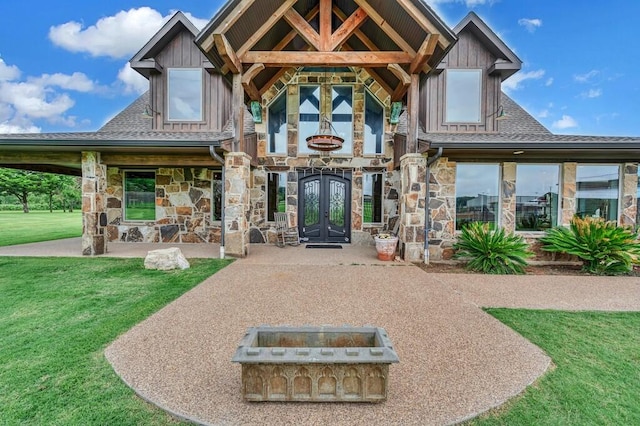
<box><xmin>241</xmin><ymin>63</ymin><xmax>265</xmax><ymax>101</ymax></box>
<box><xmin>241</xmin><ymin>51</ymin><xmax>413</xmax><ymax>67</ymax></box>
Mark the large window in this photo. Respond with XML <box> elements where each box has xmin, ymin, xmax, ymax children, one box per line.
<box><xmin>455</xmin><ymin>164</ymin><xmax>499</xmax><ymax>230</ymax></box>
<box><xmin>298</xmin><ymin>85</ymin><xmax>320</xmax><ymax>155</ymax></box>
<box><xmin>446</xmin><ymin>69</ymin><xmax>482</xmax><ymax>123</ymax></box>
<box><xmin>212</xmin><ymin>171</ymin><xmax>222</xmax><ymax>221</ymax></box>
<box><xmin>267</xmin><ymin>92</ymin><xmax>287</xmax><ymax>154</ymax></box>
<box><xmin>364</xmin><ymin>91</ymin><xmax>384</xmax><ymax>155</ymax></box>
<box><xmin>363</xmin><ymin>173</ymin><xmax>383</xmax><ymax>223</ymax></box>
<box><xmin>124</xmin><ymin>171</ymin><xmax>155</xmax><ymax>221</ymax></box>
<box><xmin>267</xmin><ymin>172</ymin><xmax>287</xmax><ymax>221</ymax></box>
<box><xmin>576</xmin><ymin>165</ymin><xmax>619</xmax><ymax>222</ymax></box>
<box><xmin>167</xmin><ymin>68</ymin><xmax>203</xmax><ymax>121</ymax></box>
<box><xmin>516</xmin><ymin>165</ymin><xmax>560</xmax><ymax>231</ymax></box>
<box><xmin>332</xmin><ymin>86</ymin><xmax>353</xmax><ymax>154</ymax></box>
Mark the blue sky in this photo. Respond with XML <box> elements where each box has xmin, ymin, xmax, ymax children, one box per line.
<box><xmin>0</xmin><ymin>0</ymin><xmax>638</xmax><ymax>136</ymax></box>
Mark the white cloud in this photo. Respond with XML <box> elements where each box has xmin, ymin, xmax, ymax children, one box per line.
<box><xmin>502</xmin><ymin>69</ymin><xmax>546</xmax><ymax>92</ymax></box>
<box><xmin>0</xmin><ymin>58</ymin><xmax>21</xmax><ymax>82</ymax></box>
<box><xmin>30</xmin><ymin>72</ymin><xmax>97</xmax><ymax>92</ymax></box>
<box><xmin>552</xmin><ymin>115</ymin><xmax>578</xmax><ymax>130</ymax></box>
<box><xmin>581</xmin><ymin>88</ymin><xmax>602</xmax><ymax>99</ymax></box>
<box><xmin>117</xmin><ymin>64</ymin><xmax>148</xmax><ymax>95</ymax></box>
<box><xmin>538</xmin><ymin>109</ymin><xmax>550</xmax><ymax>119</ymax></box>
<box><xmin>0</xmin><ymin>121</ymin><xmax>41</xmax><ymax>133</ymax></box>
<box><xmin>49</xmin><ymin>7</ymin><xmax>209</xmax><ymax>59</ymax></box>
<box><xmin>545</xmin><ymin>78</ymin><xmax>554</xmax><ymax>87</ymax></box>
<box><xmin>574</xmin><ymin>70</ymin><xmax>599</xmax><ymax>83</ymax></box>
<box><xmin>518</xmin><ymin>18</ymin><xmax>542</xmax><ymax>33</ymax></box>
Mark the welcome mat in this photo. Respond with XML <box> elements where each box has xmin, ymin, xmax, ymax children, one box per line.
<box><xmin>305</xmin><ymin>244</ymin><xmax>343</xmax><ymax>249</ymax></box>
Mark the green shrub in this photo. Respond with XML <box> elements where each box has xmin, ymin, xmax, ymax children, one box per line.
<box><xmin>453</xmin><ymin>222</ymin><xmax>532</xmax><ymax>274</ymax></box>
<box><xmin>540</xmin><ymin>217</ymin><xmax>640</xmax><ymax>275</ymax></box>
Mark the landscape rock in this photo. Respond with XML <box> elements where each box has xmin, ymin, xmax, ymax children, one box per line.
<box><xmin>144</xmin><ymin>247</ymin><xmax>190</xmax><ymax>271</ymax></box>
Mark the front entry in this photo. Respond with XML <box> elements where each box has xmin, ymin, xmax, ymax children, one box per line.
<box><xmin>299</xmin><ymin>173</ymin><xmax>351</xmax><ymax>243</ymax></box>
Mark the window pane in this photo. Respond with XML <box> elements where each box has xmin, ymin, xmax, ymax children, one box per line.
<box><xmin>212</xmin><ymin>171</ymin><xmax>222</xmax><ymax>221</ymax></box>
<box><xmin>446</xmin><ymin>69</ymin><xmax>481</xmax><ymax>123</ymax></box>
<box><xmin>268</xmin><ymin>92</ymin><xmax>287</xmax><ymax>154</ymax></box>
<box><xmin>298</xmin><ymin>86</ymin><xmax>320</xmax><ymax>154</ymax></box>
<box><xmin>455</xmin><ymin>164</ymin><xmax>499</xmax><ymax>230</ymax></box>
<box><xmin>267</xmin><ymin>172</ymin><xmax>287</xmax><ymax>221</ymax></box>
<box><xmin>168</xmin><ymin>69</ymin><xmax>202</xmax><ymax>121</ymax></box>
<box><xmin>363</xmin><ymin>173</ymin><xmax>383</xmax><ymax>223</ymax></box>
<box><xmin>124</xmin><ymin>171</ymin><xmax>155</xmax><ymax>221</ymax></box>
<box><xmin>516</xmin><ymin>165</ymin><xmax>559</xmax><ymax>231</ymax></box>
<box><xmin>364</xmin><ymin>91</ymin><xmax>384</xmax><ymax>154</ymax></box>
<box><xmin>332</xmin><ymin>86</ymin><xmax>353</xmax><ymax>154</ymax></box>
<box><xmin>576</xmin><ymin>165</ymin><xmax>619</xmax><ymax>221</ymax></box>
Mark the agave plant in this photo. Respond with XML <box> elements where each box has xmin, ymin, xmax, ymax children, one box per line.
<box><xmin>540</xmin><ymin>216</ymin><xmax>640</xmax><ymax>275</ymax></box>
<box><xmin>453</xmin><ymin>222</ymin><xmax>532</xmax><ymax>274</ymax></box>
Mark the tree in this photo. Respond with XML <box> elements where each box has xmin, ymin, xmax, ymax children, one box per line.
<box><xmin>0</xmin><ymin>168</ymin><xmax>43</xmax><ymax>213</ymax></box>
<box><xmin>40</xmin><ymin>173</ymin><xmax>63</xmax><ymax>213</ymax></box>
<box><xmin>58</xmin><ymin>176</ymin><xmax>81</xmax><ymax>212</ymax></box>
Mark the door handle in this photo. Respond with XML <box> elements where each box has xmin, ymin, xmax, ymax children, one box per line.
<box><xmin>324</xmin><ymin>211</ymin><xmax>328</xmax><ymax>218</ymax></box>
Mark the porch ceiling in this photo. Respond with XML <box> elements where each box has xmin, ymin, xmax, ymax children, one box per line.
<box><xmin>195</xmin><ymin>0</ymin><xmax>456</xmax><ymax>101</ymax></box>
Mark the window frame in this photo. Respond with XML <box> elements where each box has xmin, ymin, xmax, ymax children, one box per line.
<box><xmin>267</xmin><ymin>171</ymin><xmax>288</xmax><ymax>222</ymax></box>
<box><xmin>454</xmin><ymin>163</ymin><xmax>501</xmax><ymax>231</ymax></box>
<box><xmin>267</xmin><ymin>91</ymin><xmax>287</xmax><ymax>155</ymax></box>
<box><xmin>167</xmin><ymin>68</ymin><xmax>204</xmax><ymax>122</ymax></box>
<box><xmin>211</xmin><ymin>169</ymin><xmax>223</xmax><ymax>223</ymax></box>
<box><xmin>575</xmin><ymin>164</ymin><xmax>621</xmax><ymax>223</ymax></box>
<box><xmin>445</xmin><ymin>69</ymin><xmax>483</xmax><ymax>124</ymax></box>
<box><xmin>364</xmin><ymin>90</ymin><xmax>385</xmax><ymax>155</ymax></box>
<box><xmin>298</xmin><ymin>84</ymin><xmax>321</xmax><ymax>155</ymax></box>
<box><xmin>331</xmin><ymin>85</ymin><xmax>354</xmax><ymax>155</ymax></box>
<box><xmin>363</xmin><ymin>172</ymin><xmax>384</xmax><ymax>224</ymax></box>
<box><xmin>514</xmin><ymin>164</ymin><xmax>561</xmax><ymax>232</ymax></box>
<box><xmin>123</xmin><ymin>170</ymin><xmax>156</xmax><ymax>222</ymax></box>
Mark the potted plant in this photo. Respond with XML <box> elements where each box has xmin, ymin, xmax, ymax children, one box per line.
<box><xmin>374</xmin><ymin>233</ymin><xmax>399</xmax><ymax>261</ymax></box>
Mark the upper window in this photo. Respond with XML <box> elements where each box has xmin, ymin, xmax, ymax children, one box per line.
<box><xmin>516</xmin><ymin>165</ymin><xmax>560</xmax><ymax>231</ymax></box>
<box><xmin>332</xmin><ymin>86</ymin><xmax>353</xmax><ymax>154</ymax></box>
<box><xmin>576</xmin><ymin>165</ymin><xmax>619</xmax><ymax>222</ymax></box>
<box><xmin>268</xmin><ymin>92</ymin><xmax>287</xmax><ymax>154</ymax></box>
<box><xmin>267</xmin><ymin>172</ymin><xmax>287</xmax><ymax>221</ymax></box>
<box><xmin>167</xmin><ymin>68</ymin><xmax>203</xmax><ymax>121</ymax></box>
<box><xmin>298</xmin><ymin>85</ymin><xmax>320</xmax><ymax>155</ymax></box>
<box><xmin>364</xmin><ymin>91</ymin><xmax>384</xmax><ymax>155</ymax></box>
<box><xmin>446</xmin><ymin>69</ymin><xmax>482</xmax><ymax>123</ymax></box>
<box><xmin>363</xmin><ymin>173</ymin><xmax>383</xmax><ymax>223</ymax></box>
<box><xmin>455</xmin><ymin>163</ymin><xmax>499</xmax><ymax>230</ymax></box>
<box><xmin>124</xmin><ymin>171</ymin><xmax>155</xmax><ymax>221</ymax></box>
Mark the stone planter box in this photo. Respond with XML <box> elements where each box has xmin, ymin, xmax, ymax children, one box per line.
<box><xmin>232</xmin><ymin>326</ymin><xmax>399</xmax><ymax>402</ymax></box>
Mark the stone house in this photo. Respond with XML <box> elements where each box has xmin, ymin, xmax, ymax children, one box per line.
<box><xmin>0</xmin><ymin>1</ymin><xmax>639</xmax><ymax>262</ymax></box>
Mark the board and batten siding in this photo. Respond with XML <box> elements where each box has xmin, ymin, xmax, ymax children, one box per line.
<box><xmin>421</xmin><ymin>29</ymin><xmax>501</xmax><ymax>133</ymax></box>
<box><xmin>149</xmin><ymin>28</ymin><xmax>231</xmax><ymax>132</ymax></box>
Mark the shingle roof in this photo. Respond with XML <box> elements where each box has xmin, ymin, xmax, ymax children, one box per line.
<box><xmin>497</xmin><ymin>93</ymin><xmax>550</xmax><ymax>135</ymax></box>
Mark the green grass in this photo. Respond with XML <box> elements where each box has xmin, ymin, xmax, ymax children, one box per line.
<box><xmin>0</xmin><ymin>211</ymin><xmax>82</xmax><ymax>246</ymax></box>
<box><xmin>0</xmin><ymin>256</ymin><xmax>232</xmax><ymax>425</ymax></box>
<box><xmin>125</xmin><ymin>203</ymin><xmax>156</xmax><ymax>221</ymax></box>
<box><xmin>468</xmin><ymin>309</ymin><xmax>640</xmax><ymax>425</ymax></box>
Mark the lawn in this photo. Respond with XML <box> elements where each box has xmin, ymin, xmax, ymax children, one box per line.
<box><xmin>468</xmin><ymin>309</ymin><xmax>640</xmax><ymax>425</ymax></box>
<box><xmin>0</xmin><ymin>256</ymin><xmax>232</xmax><ymax>425</ymax></box>
<box><xmin>0</xmin><ymin>211</ymin><xmax>82</xmax><ymax>246</ymax></box>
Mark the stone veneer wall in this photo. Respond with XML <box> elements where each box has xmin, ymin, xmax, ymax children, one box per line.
<box><xmin>82</xmin><ymin>152</ymin><xmax>107</xmax><ymax>255</ymax></box>
<box><xmin>399</xmin><ymin>154</ymin><xmax>427</xmax><ymax>262</ymax></box>
<box><xmin>105</xmin><ymin>167</ymin><xmax>220</xmax><ymax>244</ymax></box>
<box><xmin>620</xmin><ymin>163</ymin><xmax>638</xmax><ymax>227</ymax></box>
<box><xmin>427</xmin><ymin>157</ymin><xmax>456</xmax><ymax>261</ymax></box>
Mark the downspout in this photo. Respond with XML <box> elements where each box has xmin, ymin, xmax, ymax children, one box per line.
<box><xmin>209</xmin><ymin>146</ymin><xmax>226</xmax><ymax>259</ymax></box>
<box><xmin>424</xmin><ymin>147</ymin><xmax>443</xmax><ymax>265</ymax></box>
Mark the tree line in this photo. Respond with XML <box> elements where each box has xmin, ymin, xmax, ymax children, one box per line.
<box><xmin>0</xmin><ymin>168</ymin><xmax>81</xmax><ymax>213</ymax></box>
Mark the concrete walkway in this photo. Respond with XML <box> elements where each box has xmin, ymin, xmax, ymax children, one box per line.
<box><xmin>3</xmin><ymin>239</ymin><xmax>639</xmax><ymax>424</ymax></box>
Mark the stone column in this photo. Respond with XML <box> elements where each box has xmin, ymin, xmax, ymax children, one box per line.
<box><xmin>620</xmin><ymin>163</ymin><xmax>638</xmax><ymax>227</ymax></box>
<box><xmin>224</xmin><ymin>152</ymin><xmax>251</xmax><ymax>257</ymax></box>
<box><xmin>427</xmin><ymin>158</ymin><xmax>456</xmax><ymax>261</ymax></box>
<box><xmin>561</xmin><ymin>162</ymin><xmax>577</xmax><ymax>226</ymax></box>
<box><xmin>501</xmin><ymin>162</ymin><xmax>517</xmax><ymax>233</ymax></box>
<box><xmin>81</xmin><ymin>152</ymin><xmax>107</xmax><ymax>255</ymax></box>
<box><xmin>399</xmin><ymin>153</ymin><xmax>426</xmax><ymax>262</ymax></box>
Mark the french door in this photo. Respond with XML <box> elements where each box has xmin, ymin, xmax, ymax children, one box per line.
<box><xmin>299</xmin><ymin>173</ymin><xmax>351</xmax><ymax>243</ymax></box>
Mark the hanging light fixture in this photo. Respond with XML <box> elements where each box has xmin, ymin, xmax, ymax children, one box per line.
<box><xmin>306</xmin><ymin>68</ymin><xmax>344</xmax><ymax>152</ymax></box>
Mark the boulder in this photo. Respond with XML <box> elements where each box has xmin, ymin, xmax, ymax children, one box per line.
<box><xmin>144</xmin><ymin>247</ymin><xmax>190</xmax><ymax>271</ymax></box>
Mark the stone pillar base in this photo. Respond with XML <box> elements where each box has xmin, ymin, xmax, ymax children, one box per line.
<box><xmin>224</xmin><ymin>153</ymin><xmax>251</xmax><ymax>258</ymax></box>
<box><xmin>399</xmin><ymin>154</ymin><xmax>427</xmax><ymax>262</ymax></box>
<box><xmin>81</xmin><ymin>152</ymin><xmax>107</xmax><ymax>256</ymax></box>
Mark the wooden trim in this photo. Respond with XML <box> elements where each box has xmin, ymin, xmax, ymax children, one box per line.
<box><xmin>241</xmin><ymin>63</ymin><xmax>265</xmax><ymax>101</ymax></box>
<box><xmin>259</xmin><ymin>68</ymin><xmax>292</xmax><ymax>96</ymax></box>
<box><xmin>319</xmin><ymin>0</ymin><xmax>333</xmax><ymax>51</ymax></box>
<box><xmin>241</xmin><ymin>51</ymin><xmax>413</xmax><ymax>67</ymax></box>
<box><xmin>407</xmin><ymin>74</ymin><xmax>420</xmax><ymax>153</ymax></box>
<box><xmin>283</xmin><ymin>9</ymin><xmax>321</xmax><ymax>51</ymax></box>
<box><xmin>232</xmin><ymin>73</ymin><xmax>245</xmax><ymax>152</ymax></box>
<box><xmin>237</xmin><ymin>0</ymin><xmax>298</xmax><ymax>58</ymax></box>
<box><xmin>273</xmin><ymin>6</ymin><xmax>320</xmax><ymax>52</ymax></box>
<box><xmin>329</xmin><ymin>7</ymin><xmax>368</xmax><ymax>51</ymax></box>
<box><xmin>332</xmin><ymin>5</ymin><xmax>379</xmax><ymax>52</ymax></box>
<box><xmin>100</xmin><ymin>154</ymin><xmax>218</xmax><ymax>167</ymax></box>
<box><xmin>0</xmin><ymin>152</ymin><xmax>81</xmax><ymax>165</ymax></box>
<box><xmin>388</xmin><ymin>64</ymin><xmax>411</xmax><ymax>101</ymax></box>
<box><xmin>214</xmin><ymin>33</ymin><xmax>242</xmax><ymax>74</ymax></box>
<box><xmin>352</xmin><ymin>0</ymin><xmax>416</xmax><ymax>56</ymax></box>
<box><xmin>340</xmin><ymin>43</ymin><xmax>393</xmax><ymax>96</ymax></box>
<box><xmin>396</xmin><ymin>0</ymin><xmax>449</xmax><ymax>49</ymax></box>
<box><xmin>409</xmin><ymin>34</ymin><xmax>439</xmax><ymax>74</ymax></box>
<box><xmin>201</xmin><ymin>0</ymin><xmax>256</xmax><ymax>51</ymax></box>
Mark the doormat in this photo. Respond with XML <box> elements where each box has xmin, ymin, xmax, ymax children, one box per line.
<box><xmin>305</xmin><ymin>244</ymin><xmax>343</xmax><ymax>249</ymax></box>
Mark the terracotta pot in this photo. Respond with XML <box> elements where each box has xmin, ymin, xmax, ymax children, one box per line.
<box><xmin>374</xmin><ymin>236</ymin><xmax>398</xmax><ymax>261</ymax></box>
